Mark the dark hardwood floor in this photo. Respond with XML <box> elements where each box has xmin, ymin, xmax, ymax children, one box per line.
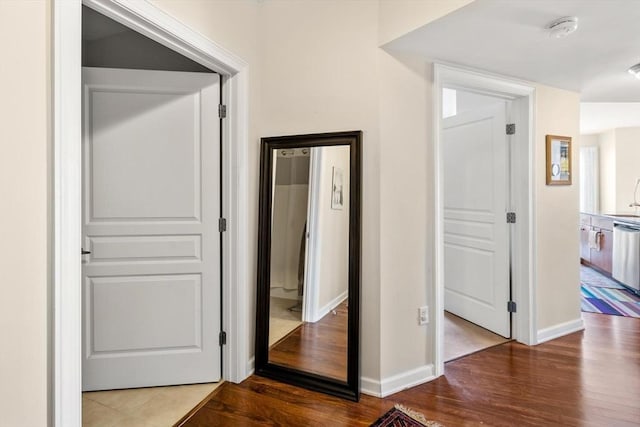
<box><xmin>268</xmin><ymin>301</ymin><xmax>348</xmax><ymax>380</ymax></box>
<box><xmin>179</xmin><ymin>313</ymin><xmax>640</xmax><ymax>426</ymax></box>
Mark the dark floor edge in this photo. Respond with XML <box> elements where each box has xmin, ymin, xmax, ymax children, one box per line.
<box><xmin>174</xmin><ymin>382</ymin><xmax>225</xmax><ymax>427</ymax></box>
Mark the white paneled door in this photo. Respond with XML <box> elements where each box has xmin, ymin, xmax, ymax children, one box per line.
<box><xmin>82</xmin><ymin>67</ymin><xmax>221</xmax><ymax>390</ymax></box>
<box><xmin>442</xmin><ymin>101</ymin><xmax>511</xmax><ymax>338</ymax></box>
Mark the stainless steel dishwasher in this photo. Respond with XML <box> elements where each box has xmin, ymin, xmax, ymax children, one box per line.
<box><xmin>612</xmin><ymin>222</ymin><xmax>640</xmax><ymax>292</ymax></box>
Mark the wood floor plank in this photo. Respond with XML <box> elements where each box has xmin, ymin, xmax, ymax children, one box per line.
<box><xmin>268</xmin><ymin>301</ymin><xmax>348</xmax><ymax>380</ymax></box>
<box><xmin>180</xmin><ymin>313</ymin><xmax>640</xmax><ymax>426</ymax></box>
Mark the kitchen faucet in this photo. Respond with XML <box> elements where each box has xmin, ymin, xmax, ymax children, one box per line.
<box><xmin>631</xmin><ymin>179</ymin><xmax>640</xmax><ymax>210</ymax></box>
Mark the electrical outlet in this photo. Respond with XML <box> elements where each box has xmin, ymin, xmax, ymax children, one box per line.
<box><xmin>418</xmin><ymin>306</ymin><xmax>429</xmax><ymax>325</ymax></box>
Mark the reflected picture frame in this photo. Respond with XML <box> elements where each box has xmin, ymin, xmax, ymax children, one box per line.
<box><xmin>331</xmin><ymin>166</ymin><xmax>344</xmax><ymax>210</ymax></box>
<box><xmin>546</xmin><ymin>135</ymin><xmax>572</xmax><ymax>185</ymax></box>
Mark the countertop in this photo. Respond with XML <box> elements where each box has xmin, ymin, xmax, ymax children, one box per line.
<box><xmin>582</xmin><ymin>212</ymin><xmax>640</xmax><ymax>227</ymax></box>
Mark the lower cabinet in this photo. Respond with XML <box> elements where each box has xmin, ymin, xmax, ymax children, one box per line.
<box><xmin>590</xmin><ymin>229</ymin><xmax>612</xmax><ymax>274</ymax></box>
<box><xmin>580</xmin><ymin>225</ymin><xmax>591</xmax><ymax>263</ymax></box>
<box><xmin>579</xmin><ymin>214</ymin><xmax>613</xmax><ymax>275</ymax></box>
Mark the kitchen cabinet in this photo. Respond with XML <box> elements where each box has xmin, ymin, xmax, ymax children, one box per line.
<box><xmin>580</xmin><ymin>214</ymin><xmax>613</xmax><ymax>275</ymax></box>
<box><xmin>579</xmin><ymin>214</ymin><xmax>591</xmax><ymax>263</ymax></box>
<box><xmin>590</xmin><ymin>229</ymin><xmax>613</xmax><ymax>273</ymax></box>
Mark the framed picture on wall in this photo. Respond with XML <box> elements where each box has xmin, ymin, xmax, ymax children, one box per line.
<box><xmin>546</xmin><ymin>135</ymin><xmax>572</xmax><ymax>185</ymax></box>
<box><xmin>331</xmin><ymin>166</ymin><xmax>344</xmax><ymax>209</ymax></box>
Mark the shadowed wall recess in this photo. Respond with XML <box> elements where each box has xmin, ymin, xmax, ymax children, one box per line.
<box><xmin>82</xmin><ymin>6</ymin><xmax>212</xmax><ymax>73</ymax></box>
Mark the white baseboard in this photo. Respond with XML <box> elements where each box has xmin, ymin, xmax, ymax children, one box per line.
<box><xmin>361</xmin><ymin>376</ymin><xmax>382</xmax><ymax>397</ymax></box>
<box><xmin>362</xmin><ymin>364</ymin><xmax>435</xmax><ymax>398</ymax></box>
<box><xmin>536</xmin><ymin>317</ymin><xmax>585</xmax><ymax>344</ymax></box>
<box><xmin>313</xmin><ymin>290</ymin><xmax>348</xmax><ymax>323</ymax></box>
<box><xmin>246</xmin><ymin>356</ymin><xmax>255</xmax><ymax>378</ymax></box>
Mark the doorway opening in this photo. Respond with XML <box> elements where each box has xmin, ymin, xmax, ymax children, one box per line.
<box><xmin>440</xmin><ymin>87</ymin><xmax>513</xmax><ymax>361</ymax></box>
<box><xmin>433</xmin><ymin>64</ymin><xmax>535</xmax><ymax>377</ymax></box>
<box><xmin>268</xmin><ymin>148</ymin><xmax>310</xmax><ymax>346</ymax></box>
<box><xmin>578</xmin><ymin>122</ymin><xmax>640</xmax><ymax>319</ymax></box>
<box><xmin>81</xmin><ymin>6</ymin><xmax>223</xmax><ymax>425</ymax></box>
<box><xmin>53</xmin><ymin>1</ymin><xmax>250</xmax><ymax>426</ymax></box>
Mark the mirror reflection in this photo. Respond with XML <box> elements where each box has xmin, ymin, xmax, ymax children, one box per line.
<box><xmin>267</xmin><ymin>145</ymin><xmax>350</xmax><ymax>381</ymax></box>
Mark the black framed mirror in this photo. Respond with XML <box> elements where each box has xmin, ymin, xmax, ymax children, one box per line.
<box><xmin>255</xmin><ymin>131</ymin><xmax>361</xmax><ymax>401</ymax></box>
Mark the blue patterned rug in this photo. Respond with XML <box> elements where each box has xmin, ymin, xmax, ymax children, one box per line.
<box><xmin>581</xmin><ymin>266</ymin><xmax>640</xmax><ymax>318</ymax></box>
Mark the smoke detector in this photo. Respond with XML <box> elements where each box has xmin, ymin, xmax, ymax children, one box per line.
<box><xmin>547</xmin><ymin>16</ymin><xmax>578</xmax><ymax>38</ymax></box>
<box><xmin>628</xmin><ymin>63</ymin><xmax>640</xmax><ymax>80</ymax></box>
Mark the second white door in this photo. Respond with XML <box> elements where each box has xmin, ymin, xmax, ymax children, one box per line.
<box><xmin>442</xmin><ymin>100</ymin><xmax>511</xmax><ymax>338</ymax></box>
<box><xmin>82</xmin><ymin>67</ymin><xmax>221</xmax><ymax>390</ymax></box>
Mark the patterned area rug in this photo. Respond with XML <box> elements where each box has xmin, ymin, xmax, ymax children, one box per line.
<box><xmin>580</xmin><ymin>265</ymin><xmax>626</xmax><ymax>289</ymax></box>
<box><xmin>580</xmin><ymin>266</ymin><xmax>640</xmax><ymax>318</ymax></box>
<box><xmin>370</xmin><ymin>405</ymin><xmax>444</xmax><ymax>427</ymax></box>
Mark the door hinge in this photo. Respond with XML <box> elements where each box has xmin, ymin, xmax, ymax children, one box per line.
<box><xmin>506</xmin><ymin>212</ymin><xmax>516</xmax><ymax>223</ymax></box>
<box><xmin>219</xmin><ymin>331</ymin><xmax>227</xmax><ymax>346</ymax></box>
<box><xmin>218</xmin><ymin>218</ymin><xmax>227</xmax><ymax>232</ymax></box>
<box><xmin>507</xmin><ymin>301</ymin><xmax>517</xmax><ymax>313</ymax></box>
<box><xmin>218</xmin><ymin>104</ymin><xmax>227</xmax><ymax>119</ymax></box>
<box><xmin>506</xmin><ymin>123</ymin><xmax>516</xmax><ymax>135</ymax></box>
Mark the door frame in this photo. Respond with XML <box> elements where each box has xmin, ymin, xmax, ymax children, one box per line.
<box><xmin>302</xmin><ymin>148</ymin><xmax>321</xmax><ymax>323</ymax></box>
<box><xmin>53</xmin><ymin>1</ymin><xmax>251</xmax><ymax>425</ymax></box>
<box><xmin>432</xmin><ymin>63</ymin><xmax>537</xmax><ymax>377</ymax></box>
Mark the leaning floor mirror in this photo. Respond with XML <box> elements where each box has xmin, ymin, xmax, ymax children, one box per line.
<box><xmin>255</xmin><ymin>131</ymin><xmax>361</xmax><ymax>401</ymax></box>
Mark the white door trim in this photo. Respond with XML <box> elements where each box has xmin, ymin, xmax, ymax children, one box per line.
<box><xmin>302</xmin><ymin>149</ymin><xmax>321</xmax><ymax>323</ymax></box>
<box><xmin>53</xmin><ymin>1</ymin><xmax>250</xmax><ymax>425</ymax></box>
<box><xmin>432</xmin><ymin>63</ymin><xmax>537</xmax><ymax>378</ymax></box>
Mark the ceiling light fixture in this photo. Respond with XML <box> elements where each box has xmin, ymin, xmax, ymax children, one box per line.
<box><xmin>547</xmin><ymin>16</ymin><xmax>579</xmax><ymax>38</ymax></box>
<box><xmin>628</xmin><ymin>63</ymin><xmax>640</xmax><ymax>79</ymax></box>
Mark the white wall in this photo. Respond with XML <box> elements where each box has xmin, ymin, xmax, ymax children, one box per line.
<box><xmin>534</xmin><ymin>85</ymin><xmax>581</xmax><ymax>330</ymax></box>
<box><xmin>378</xmin><ymin>50</ymin><xmax>433</xmax><ymax>386</ymax></box>
<box><xmin>314</xmin><ymin>146</ymin><xmax>350</xmax><ymax>314</ymax></box>
<box><xmin>580</xmin><ymin>133</ymin><xmax>598</xmax><ymax>147</ymax></box>
<box><xmin>378</xmin><ymin>0</ymin><xmax>474</xmax><ymax>45</ymax></box>
<box><xmin>580</xmin><ymin>128</ymin><xmax>640</xmax><ymax>214</ymax></box>
<box><xmin>0</xmin><ymin>1</ymin><xmax>50</xmax><ymax>425</ymax></box>
<box><xmin>613</xmin><ymin>128</ymin><xmax>640</xmax><ymax>213</ymax></box>
<box><xmin>599</xmin><ymin>129</ymin><xmax>616</xmax><ymax>213</ymax></box>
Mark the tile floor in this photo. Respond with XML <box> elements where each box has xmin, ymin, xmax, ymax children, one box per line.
<box><xmin>269</xmin><ymin>296</ymin><xmax>303</xmax><ymax>346</ymax></box>
<box><xmin>444</xmin><ymin>311</ymin><xmax>510</xmax><ymax>361</ymax></box>
<box><xmin>82</xmin><ymin>382</ymin><xmax>221</xmax><ymax>427</ymax></box>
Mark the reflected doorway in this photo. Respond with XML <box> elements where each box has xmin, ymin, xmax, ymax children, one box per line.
<box><xmin>268</xmin><ymin>148</ymin><xmax>309</xmax><ymax>345</ymax></box>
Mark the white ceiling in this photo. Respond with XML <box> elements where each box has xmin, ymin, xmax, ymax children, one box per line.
<box><xmin>386</xmin><ymin>0</ymin><xmax>640</xmax><ymax>102</ymax></box>
<box><xmin>581</xmin><ymin>102</ymin><xmax>640</xmax><ymax>134</ymax></box>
